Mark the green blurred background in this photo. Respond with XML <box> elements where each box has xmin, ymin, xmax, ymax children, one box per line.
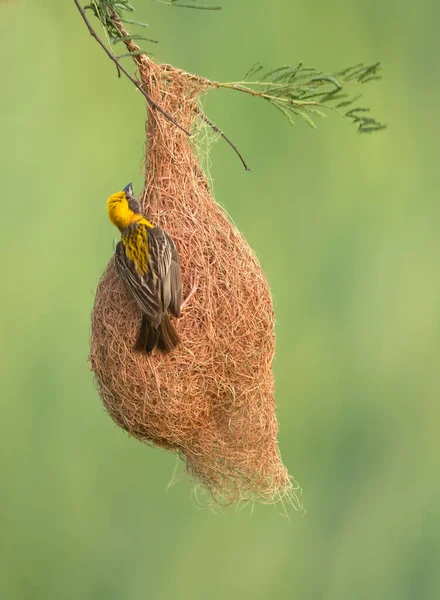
<box><xmin>1</xmin><ymin>0</ymin><xmax>439</xmax><ymax>598</ymax></box>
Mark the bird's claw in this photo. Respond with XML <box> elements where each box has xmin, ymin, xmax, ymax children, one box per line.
<box><xmin>181</xmin><ymin>275</ymin><xmax>199</xmax><ymax>312</ymax></box>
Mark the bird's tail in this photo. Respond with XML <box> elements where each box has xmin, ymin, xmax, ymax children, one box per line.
<box><xmin>134</xmin><ymin>314</ymin><xmax>180</xmax><ymax>354</ymax></box>
<box><xmin>157</xmin><ymin>314</ymin><xmax>180</xmax><ymax>352</ymax></box>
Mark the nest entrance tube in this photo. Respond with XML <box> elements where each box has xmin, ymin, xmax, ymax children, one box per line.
<box><xmin>90</xmin><ymin>60</ymin><xmax>297</xmax><ymax>507</ymax></box>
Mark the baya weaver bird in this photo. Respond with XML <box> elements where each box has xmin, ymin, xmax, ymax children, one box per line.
<box><xmin>107</xmin><ymin>183</ymin><xmax>182</xmax><ymax>353</ymax></box>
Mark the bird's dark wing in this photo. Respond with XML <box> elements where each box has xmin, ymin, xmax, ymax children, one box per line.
<box><xmin>115</xmin><ymin>240</ymin><xmax>162</xmax><ymax>325</ymax></box>
<box><xmin>147</xmin><ymin>227</ymin><xmax>182</xmax><ymax>318</ymax></box>
<box><xmin>168</xmin><ymin>240</ymin><xmax>182</xmax><ymax>318</ymax></box>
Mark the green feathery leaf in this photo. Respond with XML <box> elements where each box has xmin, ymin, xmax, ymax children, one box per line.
<box><xmin>230</xmin><ymin>61</ymin><xmax>386</xmax><ymax>133</ymax></box>
<box><xmin>157</xmin><ymin>0</ymin><xmax>222</xmax><ymax>9</ymax></box>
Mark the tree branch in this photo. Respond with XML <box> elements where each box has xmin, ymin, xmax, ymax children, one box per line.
<box><xmin>72</xmin><ymin>0</ymin><xmax>191</xmax><ymax>136</ymax></box>
<box><xmin>195</xmin><ymin>109</ymin><xmax>250</xmax><ymax>171</ymax></box>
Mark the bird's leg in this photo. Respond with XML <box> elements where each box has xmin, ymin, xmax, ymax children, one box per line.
<box><xmin>181</xmin><ymin>275</ymin><xmax>199</xmax><ymax>311</ymax></box>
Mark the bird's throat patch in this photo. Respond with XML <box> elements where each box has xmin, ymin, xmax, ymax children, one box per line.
<box><xmin>123</xmin><ymin>225</ymin><xmax>149</xmax><ymax>276</ymax></box>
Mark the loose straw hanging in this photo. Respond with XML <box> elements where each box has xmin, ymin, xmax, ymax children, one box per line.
<box><xmin>90</xmin><ymin>53</ymin><xmax>297</xmax><ymax>506</ymax></box>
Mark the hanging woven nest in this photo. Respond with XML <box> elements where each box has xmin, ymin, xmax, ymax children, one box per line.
<box><xmin>79</xmin><ymin>0</ymin><xmax>385</xmax><ymax>509</ymax></box>
<box><xmin>88</xmin><ymin>22</ymin><xmax>298</xmax><ymax>507</ymax></box>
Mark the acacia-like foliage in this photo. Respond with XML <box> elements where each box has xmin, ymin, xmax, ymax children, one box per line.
<box><xmin>83</xmin><ymin>0</ymin><xmax>386</xmax><ymax>137</ymax></box>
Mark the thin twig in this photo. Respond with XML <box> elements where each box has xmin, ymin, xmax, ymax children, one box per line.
<box><xmin>214</xmin><ymin>81</ymin><xmax>321</xmax><ymax>109</ymax></box>
<box><xmin>196</xmin><ymin>109</ymin><xmax>251</xmax><ymax>171</ymax></box>
<box><xmin>74</xmin><ymin>0</ymin><xmax>250</xmax><ymax>169</ymax></box>
<box><xmin>73</xmin><ymin>0</ymin><xmax>191</xmax><ymax>136</ymax></box>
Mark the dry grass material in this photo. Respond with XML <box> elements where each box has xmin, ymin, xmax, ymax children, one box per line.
<box><xmin>90</xmin><ymin>52</ymin><xmax>298</xmax><ymax>507</ymax></box>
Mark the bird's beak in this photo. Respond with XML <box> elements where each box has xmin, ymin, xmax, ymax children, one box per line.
<box><xmin>123</xmin><ymin>183</ymin><xmax>133</xmax><ymax>196</ymax></box>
